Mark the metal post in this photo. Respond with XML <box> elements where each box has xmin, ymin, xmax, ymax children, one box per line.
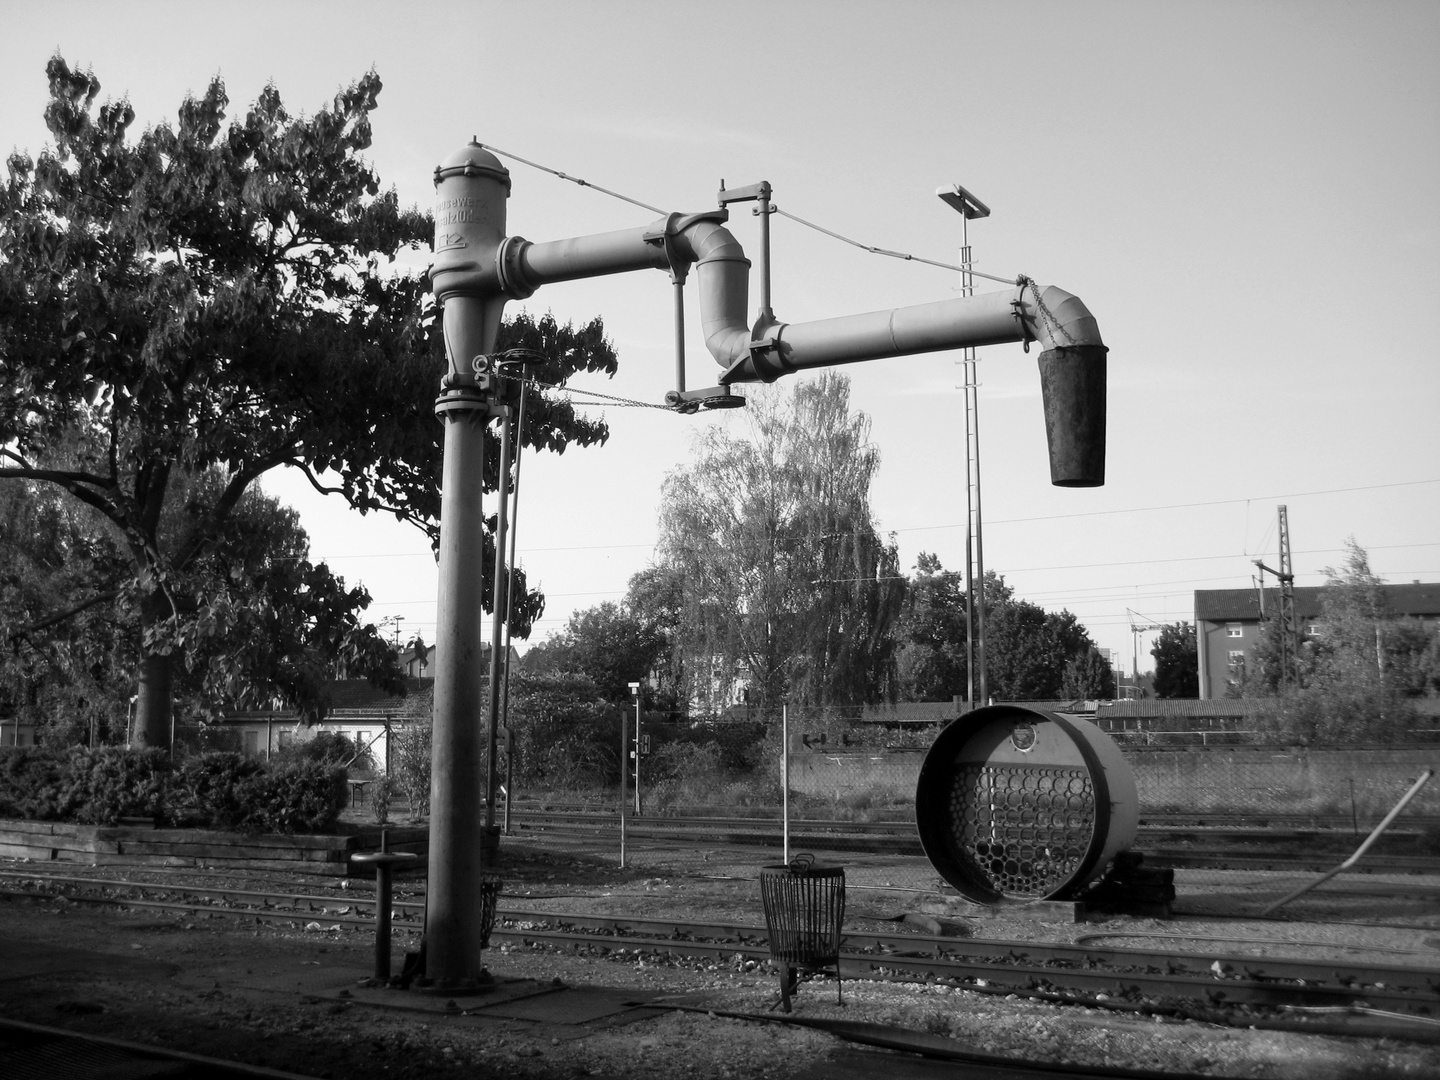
<box><xmin>938</xmin><ymin>184</ymin><xmax>992</xmax><ymax>707</ymax></box>
<box><xmin>962</xmin><ymin>214</ymin><xmax>989</xmax><ymax>705</ymax></box>
<box><xmin>484</xmin><ymin>402</ymin><xmax>515</xmax><ymax>844</ymax></box>
<box><xmin>428</xmin><ymin>380</ymin><xmax>496</xmax><ymax>988</ymax></box>
<box><xmin>501</xmin><ymin>380</ymin><xmax>529</xmax><ymax>837</ymax></box>
<box><xmin>426</xmin><ymin>141</ymin><xmax>513</xmax><ymax>989</ymax></box>
<box><xmin>673</xmin><ymin>278</ymin><xmax>687</xmax><ymax>395</ymax></box>
<box><xmin>782</xmin><ymin>704</ymin><xmax>790</xmax><ymax>864</ymax></box>
<box><xmin>619</xmin><ymin>706</ymin><xmax>628</xmax><ymax>868</ymax></box>
<box><xmin>634</xmin><ymin>693</ymin><xmax>643</xmax><ymax>815</ymax></box>
<box><xmin>1261</xmin><ymin>770</ymin><xmax>1434</xmax><ymax>915</ymax></box>
<box><xmin>353</xmin><ymin>831</ymin><xmax>418</xmax><ymax>984</ymax></box>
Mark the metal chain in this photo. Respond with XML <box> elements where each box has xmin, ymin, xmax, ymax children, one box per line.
<box><xmin>1018</xmin><ymin>275</ymin><xmax>1076</xmax><ymax>348</ymax></box>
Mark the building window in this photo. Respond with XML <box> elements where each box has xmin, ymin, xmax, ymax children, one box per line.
<box><xmin>1226</xmin><ymin>623</ymin><xmax>1243</xmax><ymax>638</ymax></box>
<box><xmin>1227</xmin><ymin>650</ymin><xmax>1246</xmax><ymax>668</ymax></box>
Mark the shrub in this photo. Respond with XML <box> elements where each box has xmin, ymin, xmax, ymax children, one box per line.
<box><xmin>166</xmin><ymin>753</ymin><xmax>267</xmax><ymax>830</ymax></box>
<box><xmin>370</xmin><ymin>774</ymin><xmax>393</xmax><ymax>824</ymax></box>
<box><xmin>0</xmin><ymin>746</ymin><xmax>347</xmax><ymax>834</ymax></box>
<box><xmin>242</xmin><ymin>760</ymin><xmax>349</xmax><ymax>834</ymax></box>
<box><xmin>69</xmin><ymin>747</ymin><xmax>170</xmax><ymax>825</ymax></box>
<box><xmin>275</xmin><ymin>730</ymin><xmax>374</xmax><ymax>773</ymax></box>
<box><xmin>0</xmin><ymin>746</ymin><xmax>77</xmax><ymax>820</ymax></box>
<box><xmin>390</xmin><ymin>717</ymin><xmax>432</xmax><ymax>821</ymax></box>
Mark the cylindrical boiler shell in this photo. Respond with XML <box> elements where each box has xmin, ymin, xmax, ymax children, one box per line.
<box><xmin>915</xmin><ymin>705</ymin><xmax>1137</xmax><ymax>904</ymax></box>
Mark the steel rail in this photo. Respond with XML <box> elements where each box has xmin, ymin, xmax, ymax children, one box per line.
<box><xmin>502</xmin><ymin>813</ymin><xmax>1440</xmax><ymax>875</ymax></box>
<box><xmin>6</xmin><ymin>873</ymin><xmax>1440</xmax><ymax>1017</ymax></box>
<box><xmin>500</xmin><ymin>802</ymin><xmax>1440</xmax><ymax>831</ymax></box>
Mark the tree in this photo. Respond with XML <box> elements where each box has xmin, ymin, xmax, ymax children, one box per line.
<box><xmin>984</xmin><ymin>573</ymin><xmax>1107</xmax><ymax>700</ymax></box>
<box><xmin>894</xmin><ymin>552</ymin><xmax>969</xmax><ymax>701</ymax></box>
<box><xmin>0</xmin><ymin>478</ymin><xmax>131</xmax><ymax>743</ymax></box>
<box><xmin>1151</xmin><ymin>622</ymin><xmax>1199</xmax><ymax>698</ymax></box>
<box><xmin>655</xmin><ymin>372</ymin><xmax>903</xmax><ymax>713</ymax></box>
<box><xmin>623</xmin><ymin>563</ymin><xmax>687</xmax><ymax>712</ymax></box>
<box><xmin>1244</xmin><ymin>540</ymin><xmax>1424</xmax><ymax>743</ymax></box>
<box><xmin>526</xmin><ymin>600</ymin><xmax>668</xmax><ymax>705</ymax></box>
<box><xmin>1062</xmin><ymin>648</ymin><xmax>1118</xmax><ymax>700</ymax></box>
<box><xmin>0</xmin><ymin>58</ymin><xmax>617</xmax><ymax>747</ymax></box>
<box><xmin>2</xmin><ymin>470</ymin><xmax>402</xmax><ymax>738</ymax></box>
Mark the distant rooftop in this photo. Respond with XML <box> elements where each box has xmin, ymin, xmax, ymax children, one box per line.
<box><xmin>1195</xmin><ymin>582</ymin><xmax>1440</xmax><ymax>622</ymax></box>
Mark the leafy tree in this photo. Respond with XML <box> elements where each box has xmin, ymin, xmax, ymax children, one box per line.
<box><xmin>656</xmin><ymin>372</ymin><xmax>903</xmax><ymax>712</ymax></box>
<box><xmin>526</xmin><ymin>600</ymin><xmax>668</xmax><ymax>705</ymax></box>
<box><xmin>984</xmin><ymin>573</ymin><xmax>1106</xmax><ymax>700</ymax></box>
<box><xmin>1151</xmin><ymin>622</ymin><xmax>1199</xmax><ymax>698</ymax></box>
<box><xmin>1245</xmin><ymin>541</ymin><xmax>1423</xmax><ymax>743</ymax></box>
<box><xmin>0</xmin><ymin>478</ymin><xmax>131</xmax><ymax>744</ymax></box>
<box><xmin>505</xmin><ymin>670</ymin><xmax>618</xmax><ymax>791</ymax></box>
<box><xmin>895</xmin><ymin>552</ymin><xmax>969</xmax><ymax>701</ymax></box>
<box><xmin>1062</xmin><ymin>647</ymin><xmax>1118</xmax><ymax>699</ymax></box>
<box><xmin>623</xmin><ymin>563</ymin><xmax>687</xmax><ymax>712</ymax></box>
<box><xmin>0</xmin><ymin>58</ymin><xmax>617</xmax><ymax>748</ymax></box>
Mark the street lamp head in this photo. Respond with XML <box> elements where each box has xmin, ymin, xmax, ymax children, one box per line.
<box><xmin>936</xmin><ymin>183</ymin><xmax>991</xmax><ymax>220</ymax></box>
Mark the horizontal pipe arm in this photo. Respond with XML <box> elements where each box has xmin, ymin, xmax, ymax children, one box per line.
<box><xmin>715</xmin><ymin>284</ymin><xmax>1103</xmax><ymax>384</ymax></box>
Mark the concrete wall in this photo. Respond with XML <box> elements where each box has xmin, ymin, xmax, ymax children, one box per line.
<box><xmin>786</xmin><ymin>744</ymin><xmax>1440</xmax><ymax>821</ymax></box>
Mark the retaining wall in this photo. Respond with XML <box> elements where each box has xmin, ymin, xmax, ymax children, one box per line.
<box><xmin>0</xmin><ymin>819</ymin><xmax>427</xmax><ymax>876</ymax></box>
<box><xmin>786</xmin><ymin>744</ymin><xmax>1440</xmax><ymax>822</ymax></box>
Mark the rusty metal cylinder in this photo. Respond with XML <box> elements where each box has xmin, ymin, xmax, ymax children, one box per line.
<box><xmin>431</xmin><ymin>143</ymin><xmax>510</xmax><ymax>303</ymax></box>
<box><xmin>1038</xmin><ymin>344</ymin><xmax>1107</xmax><ymax>487</ymax></box>
<box><xmin>915</xmin><ymin>705</ymin><xmax>1137</xmax><ymax>904</ymax></box>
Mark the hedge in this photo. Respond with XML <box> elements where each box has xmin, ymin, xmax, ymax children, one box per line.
<box><xmin>0</xmin><ymin>746</ymin><xmax>347</xmax><ymax>834</ymax></box>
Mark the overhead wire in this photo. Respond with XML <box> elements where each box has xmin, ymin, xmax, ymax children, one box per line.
<box><xmin>770</xmin><ymin>207</ymin><xmax>1020</xmax><ymax>285</ymax></box>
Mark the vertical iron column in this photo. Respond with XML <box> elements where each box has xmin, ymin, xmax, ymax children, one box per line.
<box><xmin>427</xmin><ymin>144</ymin><xmax>513</xmax><ymax>989</ymax></box>
<box><xmin>429</xmin><ymin>380</ymin><xmax>497</xmax><ymax>987</ymax></box>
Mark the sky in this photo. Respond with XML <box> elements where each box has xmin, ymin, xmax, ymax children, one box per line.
<box><xmin>4</xmin><ymin>0</ymin><xmax>1437</xmax><ymax>680</ymax></box>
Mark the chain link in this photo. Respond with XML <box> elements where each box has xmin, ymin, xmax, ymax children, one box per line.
<box><xmin>1018</xmin><ymin>275</ymin><xmax>1076</xmax><ymax>348</ymax></box>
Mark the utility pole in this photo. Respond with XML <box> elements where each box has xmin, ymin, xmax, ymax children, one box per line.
<box><xmin>938</xmin><ymin>184</ymin><xmax>992</xmax><ymax>705</ymax></box>
<box><xmin>1253</xmin><ymin>505</ymin><xmax>1299</xmax><ymax>688</ymax></box>
<box><xmin>380</xmin><ymin>615</ymin><xmax>404</xmax><ymax>648</ymax></box>
<box><xmin>1126</xmin><ymin>609</ymin><xmax>1165</xmax><ymax>693</ymax></box>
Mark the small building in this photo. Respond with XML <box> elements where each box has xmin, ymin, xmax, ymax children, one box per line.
<box><xmin>1194</xmin><ymin>582</ymin><xmax>1440</xmax><ymax>700</ymax></box>
<box><xmin>216</xmin><ymin>640</ymin><xmax>518</xmax><ymax>768</ymax></box>
<box><xmin>221</xmin><ymin>676</ymin><xmax>431</xmax><ymax>771</ymax></box>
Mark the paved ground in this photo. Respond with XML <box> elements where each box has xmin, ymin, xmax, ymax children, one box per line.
<box><xmin>7</xmin><ymin>828</ymin><xmax>1440</xmax><ymax>1079</ymax></box>
<box><xmin>0</xmin><ymin>898</ymin><xmax>1132</xmax><ymax>1080</ymax></box>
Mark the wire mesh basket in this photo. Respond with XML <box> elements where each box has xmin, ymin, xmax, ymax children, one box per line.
<box><xmin>479</xmin><ymin>873</ymin><xmax>503</xmax><ymax>949</ymax></box>
<box><xmin>758</xmin><ymin>854</ymin><xmax>845</xmax><ymax>1011</ymax></box>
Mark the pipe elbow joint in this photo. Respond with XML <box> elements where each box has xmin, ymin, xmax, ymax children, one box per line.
<box><xmin>1019</xmin><ymin>284</ymin><xmax>1105</xmax><ymax>353</ymax></box>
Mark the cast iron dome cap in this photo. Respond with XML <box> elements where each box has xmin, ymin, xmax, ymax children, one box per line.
<box><xmin>434</xmin><ymin>141</ymin><xmax>511</xmax><ymax>190</ymax></box>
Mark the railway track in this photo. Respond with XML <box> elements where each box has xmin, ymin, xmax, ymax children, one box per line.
<box><xmin>6</xmin><ymin>866</ymin><xmax>1440</xmax><ymax>1028</ymax></box>
<box><xmin>501</xmin><ymin>809</ymin><xmax>1440</xmax><ymax>876</ymax></box>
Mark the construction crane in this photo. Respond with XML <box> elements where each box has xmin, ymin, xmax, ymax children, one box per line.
<box><xmin>1253</xmin><ymin>504</ymin><xmax>1299</xmax><ymax>688</ymax></box>
<box><xmin>1126</xmin><ymin>609</ymin><xmax>1166</xmax><ymax>694</ymax></box>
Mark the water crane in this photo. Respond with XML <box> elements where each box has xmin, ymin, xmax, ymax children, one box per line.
<box><xmin>421</xmin><ymin>143</ymin><xmax>1111</xmax><ymax>989</ymax></box>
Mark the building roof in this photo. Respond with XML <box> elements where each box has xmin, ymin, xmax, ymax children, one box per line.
<box><xmin>1195</xmin><ymin>583</ymin><xmax>1440</xmax><ymax>622</ymax></box>
<box><xmin>223</xmin><ymin>677</ymin><xmax>432</xmax><ymax>722</ymax></box>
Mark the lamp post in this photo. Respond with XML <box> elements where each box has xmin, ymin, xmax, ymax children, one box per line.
<box><xmin>936</xmin><ymin>184</ymin><xmax>991</xmax><ymax>706</ymax></box>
